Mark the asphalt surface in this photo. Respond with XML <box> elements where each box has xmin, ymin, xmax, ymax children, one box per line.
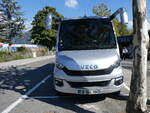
<box><xmin>0</xmin><ymin>58</ymin><xmax>150</xmax><ymax>113</ymax></box>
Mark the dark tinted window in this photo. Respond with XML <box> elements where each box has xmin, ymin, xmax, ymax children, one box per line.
<box><xmin>59</xmin><ymin>19</ymin><xmax>117</xmax><ymax>51</ymax></box>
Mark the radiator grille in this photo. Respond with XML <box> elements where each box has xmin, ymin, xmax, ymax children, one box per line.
<box><xmin>62</xmin><ymin>66</ymin><xmax>114</xmax><ymax>76</ymax></box>
<box><xmin>67</xmin><ymin>80</ymin><xmax>111</xmax><ymax>88</ymax></box>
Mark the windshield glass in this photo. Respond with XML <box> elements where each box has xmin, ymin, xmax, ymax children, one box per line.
<box><xmin>58</xmin><ymin>19</ymin><xmax>117</xmax><ymax>51</ymax></box>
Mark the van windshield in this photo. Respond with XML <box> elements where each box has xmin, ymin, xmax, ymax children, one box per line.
<box><xmin>59</xmin><ymin>19</ymin><xmax>117</xmax><ymax>51</ymax></box>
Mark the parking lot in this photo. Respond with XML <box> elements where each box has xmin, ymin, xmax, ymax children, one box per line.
<box><xmin>0</xmin><ymin>58</ymin><xmax>150</xmax><ymax>113</ymax></box>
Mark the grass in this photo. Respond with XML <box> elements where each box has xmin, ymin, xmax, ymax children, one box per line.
<box><xmin>0</xmin><ymin>51</ymin><xmax>32</xmax><ymax>62</ymax></box>
<box><xmin>0</xmin><ymin>47</ymin><xmax>50</xmax><ymax>62</ymax></box>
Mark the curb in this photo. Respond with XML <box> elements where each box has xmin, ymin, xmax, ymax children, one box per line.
<box><xmin>0</xmin><ymin>55</ymin><xmax>55</xmax><ymax>69</ymax></box>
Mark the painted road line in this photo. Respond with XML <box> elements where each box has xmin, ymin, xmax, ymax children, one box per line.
<box><xmin>25</xmin><ymin>75</ymin><xmax>51</xmax><ymax>96</ymax></box>
<box><xmin>32</xmin><ymin>83</ymin><xmax>131</xmax><ymax>99</ymax></box>
<box><xmin>123</xmin><ymin>83</ymin><xmax>130</xmax><ymax>91</ymax></box>
<box><xmin>31</xmin><ymin>95</ymin><xmax>79</xmax><ymax>99</ymax></box>
<box><xmin>1</xmin><ymin>74</ymin><xmax>52</xmax><ymax>113</ymax></box>
<box><xmin>1</xmin><ymin>98</ymin><xmax>23</xmax><ymax>113</ymax></box>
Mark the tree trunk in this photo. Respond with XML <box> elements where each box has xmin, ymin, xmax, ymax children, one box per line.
<box><xmin>126</xmin><ymin>0</ymin><xmax>149</xmax><ymax>113</ymax></box>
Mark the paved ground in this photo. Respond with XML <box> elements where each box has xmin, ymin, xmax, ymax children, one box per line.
<box><xmin>0</xmin><ymin>58</ymin><xmax>150</xmax><ymax>113</ymax></box>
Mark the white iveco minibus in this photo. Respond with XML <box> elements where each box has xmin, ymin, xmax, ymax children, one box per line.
<box><xmin>45</xmin><ymin>8</ymin><xmax>128</xmax><ymax>95</ymax></box>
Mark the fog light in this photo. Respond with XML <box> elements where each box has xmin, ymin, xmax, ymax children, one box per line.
<box><xmin>55</xmin><ymin>78</ymin><xmax>64</xmax><ymax>87</ymax></box>
<box><xmin>56</xmin><ymin>62</ymin><xmax>64</xmax><ymax>70</ymax></box>
<box><xmin>115</xmin><ymin>76</ymin><xmax>123</xmax><ymax>86</ymax></box>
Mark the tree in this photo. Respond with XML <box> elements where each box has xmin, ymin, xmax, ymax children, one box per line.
<box><xmin>93</xmin><ymin>3</ymin><xmax>111</xmax><ymax>16</ymax></box>
<box><xmin>93</xmin><ymin>3</ymin><xmax>131</xmax><ymax>36</ymax></box>
<box><xmin>113</xmin><ymin>19</ymin><xmax>132</xmax><ymax>36</ymax></box>
<box><xmin>126</xmin><ymin>0</ymin><xmax>149</xmax><ymax>113</ymax></box>
<box><xmin>31</xmin><ymin>6</ymin><xmax>63</xmax><ymax>49</ymax></box>
<box><xmin>0</xmin><ymin>10</ymin><xmax>7</xmax><ymax>39</ymax></box>
<box><xmin>0</xmin><ymin>0</ymin><xmax>25</xmax><ymax>41</ymax></box>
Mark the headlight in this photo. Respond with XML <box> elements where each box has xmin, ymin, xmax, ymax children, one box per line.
<box><xmin>112</xmin><ymin>59</ymin><xmax>121</xmax><ymax>68</ymax></box>
<box><xmin>56</xmin><ymin>62</ymin><xmax>64</xmax><ymax>70</ymax></box>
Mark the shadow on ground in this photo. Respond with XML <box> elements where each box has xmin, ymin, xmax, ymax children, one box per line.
<box><xmin>0</xmin><ymin>59</ymin><xmax>135</xmax><ymax>113</ymax></box>
<box><xmin>31</xmin><ymin>93</ymin><xmax>129</xmax><ymax>113</ymax></box>
<box><xmin>36</xmin><ymin>95</ymin><xmax>106</xmax><ymax>113</ymax></box>
<box><xmin>0</xmin><ymin>62</ymin><xmax>54</xmax><ymax>95</ymax></box>
<box><xmin>30</xmin><ymin>78</ymin><xmax>129</xmax><ymax>113</ymax></box>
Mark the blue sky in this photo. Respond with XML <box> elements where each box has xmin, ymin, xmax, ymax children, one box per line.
<box><xmin>18</xmin><ymin>0</ymin><xmax>150</xmax><ymax>30</ymax></box>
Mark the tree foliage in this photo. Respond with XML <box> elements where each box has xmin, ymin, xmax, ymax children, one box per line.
<box><xmin>113</xmin><ymin>19</ymin><xmax>132</xmax><ymax>36</ymax></box>
<box><xmin>0</xmin><ymin>0</ymin><xmax>25</xmax><ymax>41</ymax></box>
<box><xmin>93</xmin><ymin>3</ymin><xmax>111</xmax><ymax>16</ymax></box>
<box><xmin>93</xmin><ymin>3</ymin><xmax>132</xmax><ymax>36</ymax></box>
<box><xmin>31</xmin><ymin>6</ymin><xmax>64</xmax><ymax>49</ymax></box>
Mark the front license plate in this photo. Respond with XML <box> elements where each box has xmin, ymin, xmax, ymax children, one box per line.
<box><xmin>76</xmin><ymin>89</ymin><xmax>100</xmax><ymax>95</ymax></box>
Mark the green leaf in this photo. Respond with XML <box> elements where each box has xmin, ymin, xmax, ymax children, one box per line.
<box><xmin>31</xmin><ymin>6</ymin><xmax>64</xmax><ymax>49</ymax></box>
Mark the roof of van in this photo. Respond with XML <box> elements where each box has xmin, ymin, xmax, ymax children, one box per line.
<box><xmin>61</xmin><ymin>16</ymin><xmax>110</xmax><ymax>21</ymax></box>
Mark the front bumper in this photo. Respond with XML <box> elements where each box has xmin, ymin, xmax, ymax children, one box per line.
<box><xmin>54</xmin><ymin>77</ymin><xmax>123</xmax><ymax>95</ymax></box>
<box><xmin>54</xmin><ymin>66</ymin><xmax>123</xmax><ymax>95</ymax></box>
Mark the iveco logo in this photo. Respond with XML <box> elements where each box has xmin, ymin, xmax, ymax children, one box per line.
<box><xmin>80</xmin><ymin>65</ymin><xmax>98</xmax><ymax>70</ymax></box>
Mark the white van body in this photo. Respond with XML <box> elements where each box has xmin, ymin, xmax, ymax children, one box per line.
<box><xmin>53</xmin><ymin>16</ymin><xmax>123</xmax><ymax>95</ymax></box>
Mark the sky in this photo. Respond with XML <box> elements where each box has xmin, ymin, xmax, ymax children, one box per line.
<box><xmin>18</xmin><ymin>0</ymin><xmax>150</xmax><ymax>30</ymax></box>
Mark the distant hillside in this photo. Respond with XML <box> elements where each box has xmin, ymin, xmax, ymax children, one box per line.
<box><xmin>12</xmin><ymin>31</ymin><xmax>31</xmax><ymax>44</ymax></box>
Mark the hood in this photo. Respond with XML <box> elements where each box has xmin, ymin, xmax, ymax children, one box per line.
<box><xmin>56</xmin><ymin>49</ymin><xmax>119</xmax><ymax>71</ymax></box>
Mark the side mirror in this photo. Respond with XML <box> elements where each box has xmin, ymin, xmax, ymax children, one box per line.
<box><xmin>120</xmin><ymin>9</ymin><xmax>128</xmax><ymax>24</ymax></box>
<box><xmin>45</xmin><ymin>14</ymin><xmax>53</xmax><ymax>30</ymax></box>
<box><xmin>110</xmin><ymin>8</ymin><xmax>128</xmax><ymax>24</ymax></box>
